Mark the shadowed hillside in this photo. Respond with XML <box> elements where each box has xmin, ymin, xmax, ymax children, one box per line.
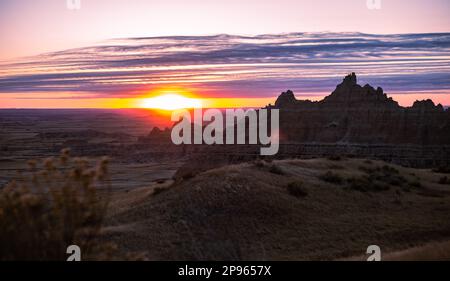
<box><xmin>104</xmin><ymin>158</ymin><xmax>450</xmax><ymax>260</ymax></box>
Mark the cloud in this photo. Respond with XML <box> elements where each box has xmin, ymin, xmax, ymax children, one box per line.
<box><xmin>1</xmin><ymin>32</ymin><xmax>450</xmax><ymax>98</ymax></box>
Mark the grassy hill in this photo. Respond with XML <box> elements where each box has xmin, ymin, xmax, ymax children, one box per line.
<box><xmin>105</xmin><ymin>158</ymin><xmax>450</xmax><ymax>260</ymax></box>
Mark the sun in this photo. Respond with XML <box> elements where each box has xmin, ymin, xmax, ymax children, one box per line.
<box><xmin>141</xmin><ymin>94</ymin><xmax>202</xmax><ymax>110</ymax></box>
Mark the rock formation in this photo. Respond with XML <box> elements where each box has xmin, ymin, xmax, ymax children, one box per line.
<box><xmin>274</xmin><ymin>73</ymin><xmax>450</xmax><ymax>145</ymax></box>
<box><xmin>139</xmin><ymin>73</ymin><xmax>450</xmax><ymax>167</ymax></box>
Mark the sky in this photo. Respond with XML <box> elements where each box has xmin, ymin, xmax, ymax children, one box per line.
<box><xmin>0</xmin><ymin>0</ymin><xmax>450</xmax><ymax>108</ymax></box>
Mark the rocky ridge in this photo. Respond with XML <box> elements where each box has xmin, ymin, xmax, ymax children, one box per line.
<box><xmin>273</xmin><ymin>73</ymin><xmax>450</xmax><ymax>145</ymax></box>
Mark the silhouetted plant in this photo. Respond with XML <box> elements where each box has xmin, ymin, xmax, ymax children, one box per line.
<box><xmin>152</xmin><ymin>186</ymin><xmax>168</xmax><ymax>196</ymax></box>
<box><xmin>438</xmin><ymin>176</ymin><xmax>450</xmax><ymax>185</ymax></box>
<box><xmin>327</xmin><ymin>155</ymin><xmax>342</xmax><ymax>161</ymax></box>
<box><xmin>253</xmin><ymin>159</ymin><xmax>266</xmax><ymax>168</ymax></box>
<box><xmin>319</xmin><ymin>171</ymin><xmax>344</xmax><ymax>184</ymax></box>
<box><xmin>357</xmin><ymin>164</ymin><xmax>409</xmax><ymax>190</ymax></box>
<box><xmin>408</xmin><ymin>180</ymin><xmax>422</xmax><ymax>188</ymax></box>
<box><xmin>346</xmin><ymin>176</ymin><xmax>390</xmax><ymax>192</ymax></box>
<box><xmin>432</xmin><ymin>166</ymin><xmax>450</xmax><ymax>174</ymax></box>
<box><xmin>381</xmin><ymin>165</ymin><xmax>399</xmax><ymax>175</ymax></box>
<box><xmin>269</xmin><ymin>164</ymin><xmax>285</xmax><ymax>175</ymax></box>
<box><xmin>0</xmin><ymin>149</ymin><xmax>112</xmax><ymax>260</ymax></box>
<box><xmin>286</xmin><ymin>181</ymin><xmax>308</xmax><ymax>198</ymax></box>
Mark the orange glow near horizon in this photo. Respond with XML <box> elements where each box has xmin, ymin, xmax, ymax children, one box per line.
<box><xmin>140</xmin><ymin>94</ymin><xmax>202</xmax><ymax>110</ymax></box>
<box><xmin>1</xmin><ymin>92</ymin><xmax>449</xmax><ymax>109</ymax></box>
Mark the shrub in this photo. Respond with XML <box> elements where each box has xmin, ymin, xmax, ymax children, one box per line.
<box><xmin>319</xmin><ymin>171</ymin><xmax>344</xmax><ymax>185</ymax></box>
<box><xmin>388</xmin><ymin>177</ymin><xmax>403</xmax><ymax>186</ymax></box>
<box><xmin>346</xmin><ymin>176</ymin><xmax>390</xmax><ymax>192</ymax></box>
<box><xmin>152</xmin><ymin>186</ymin><xmax>168</xmax><ymax>196</ymax></box>
<box><xmin>0</xmin><ymin>149</ymin><xmax>112</xmax><ymax>260</ymax></box>
<box><xmin>381</xmin><ymin>168</ymin><xmax>407</xmax><ymax>187</ymax></box>
<box><xmin>432</xmin><ymin>166</ymin><xmax>450</xmax><ymax>174</ymax></box>
<box><xmin>286</xmin><ymin>181</ymin><xmax>308</xmax><ymax>198</ymax></box>
<box><xmin>346</xmin><ymin>177</ymin><xmax>368</xmax><ymax>192</ymax></box>
<box><xmin>254</xmin><ymin>159</ymin><xmax>266</xmax><ymax>168</ymax></box>
<box><xmin>381</xmin><ymin>165</ymin><xmax>399</xmax><ymax>175</ymax></box>
<box><xmin>358</xmin><ymin>165</ymin><xmax>378</xmax><ymax>174</ymax></box>
<box><xmin>438</xmin><ymin>176</ymin><xmax>450</xmax><ymax>185</ymax></box>
<box><xmin>358</xmin><ymin>164</ymin><xmax>409</xmax><ymax>189</ymax></box>
<box><xmin>269</xmin><ymin>164</ymin><xmax>285</xmax><ymax>175</ymax></box>
<box><xmin>328</xmin><ymin>164</ymin><xmax>344</xmax><ymax>170</ymax></box>
<box><xmin>181</xmin><ymin>171</ymin><xmax>196</xmax><ymax>180</ymax></box>
<box><xmin>408</xmin><ymin>180</ymin><xmax>422</xmax><ymax>188</ymax></box>
<box><xmin>393</xmin><ymin>198</ymin><xmax>402</xmax><ymax>205</ymax></box>
<box><xmin>327</xmin><ymin>155</ymin><xmax>342</xmax><ymax>161</ymax></box>
<box><xmin>264</xmin><ymin>158</ymin><xmax>274</xmax><ymax>163</ymax></box>
<box><xmin>401</xmin><ymin>186</ymin><xmax>412</xmax><ymax>192</ymax></box>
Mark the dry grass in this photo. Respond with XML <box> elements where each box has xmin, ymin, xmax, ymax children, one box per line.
<box><xmin>104</xmin><ymin>157</ymin><xmax>450</xmax><ymax>260</ymax></box>
<box><xmin>0</xmin><ymin>149</ymin><xmax>113</xmax><ymax>260</ymax></box>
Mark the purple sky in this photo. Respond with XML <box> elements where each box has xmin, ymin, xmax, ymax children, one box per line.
<box><xmin>1</xmin><ymin>0</ymin><xmax>450</xmax><ymax>60</ymax></box>
<box><xmin>0</xmin><ymin>0</ymin><xmax>449</xmax><ymax>108</ymax></box>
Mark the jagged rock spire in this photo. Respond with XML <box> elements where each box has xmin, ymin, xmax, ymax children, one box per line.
<box><xmin>342</xmin><ymin>72</ymin><xmax>357</xmax><ymax>86</ymax></box>
<box><xmin>274</xmin><ymin>89</ymin><xmax>296</xmax><ymax>107</ymax></box>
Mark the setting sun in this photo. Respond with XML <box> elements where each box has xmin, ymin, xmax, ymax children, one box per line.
<box><xmin>141</xmin><ymin>94</ymin><xmax>202</xmax><ymax>110</ymax></box>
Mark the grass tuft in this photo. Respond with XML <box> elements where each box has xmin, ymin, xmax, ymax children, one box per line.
<box><xmin>319</xmin><ymin>171</ymin><xmax>344</xmax><ymax>185</ymax></box>
<box><xmin>438</xmin><ymin>176</ymin><xmax>450</xmax><ymax>185</ymax></box>
<box><xmin>268</xmin><ymin>164</ymin><xmax>285</xmax><ymax>175</ymax></box>
<box><xmin>0</xmin><ymin>149</ymin><xmax>113</xmax><ymax>260</ymax></box>
<box><xmin>286</xmin><ymin>181</ymin><xmax>308</xmax><ymax>198</ymax></box>
<box><xmin>432</xmin><ymin>166</ymin><xmax>450</xmax><ymax>174</ymax></box>
<box><xmin>327</xmin><ymin>155</ymin><xmax>342</xmax><ymax>161</ymax></box>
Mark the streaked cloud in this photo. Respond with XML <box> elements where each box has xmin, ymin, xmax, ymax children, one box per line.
<box><xmin>1</xmin><ymin>32</ymin><xmax>450</xmax><ymax>99</ymax></box>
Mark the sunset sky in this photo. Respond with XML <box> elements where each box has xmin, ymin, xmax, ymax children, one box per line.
<box><xmin>1</xmin><ymin>0</ymin><xmax>450</xmax><ymax>108</ymax></box>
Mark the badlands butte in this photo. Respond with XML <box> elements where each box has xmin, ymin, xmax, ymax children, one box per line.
<box><xmin>1</xmin><ymin>73</ymin><xmax>450</xmax><ymax>260</ymax></box>
<box><xmin>139</xmin><ymin>73</ymin><xmax>450</xmax><ymax>170</ymax></box>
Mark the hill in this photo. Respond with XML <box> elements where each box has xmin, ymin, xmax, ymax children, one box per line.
<box><xmin>104</xmin><ymin>157</ymin><xmax>450</xmax><ymax>260</ymax></box>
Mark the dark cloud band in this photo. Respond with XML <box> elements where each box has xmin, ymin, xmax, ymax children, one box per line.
<box><xmin>1</xmin><ymin>32</ymin><xmax>449</xmax><ymax>98</ymax></box>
